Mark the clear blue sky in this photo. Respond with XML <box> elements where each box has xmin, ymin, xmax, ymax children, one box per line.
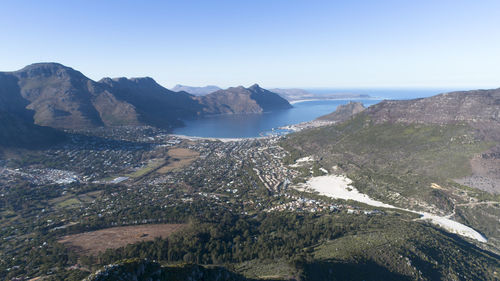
<box><xmin>1</xmin><ymin>0</ymin><xmax>499</xmax><ymax>89</ymax></box>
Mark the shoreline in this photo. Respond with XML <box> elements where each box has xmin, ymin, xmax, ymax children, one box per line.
<box><xmin>168</xmin><ymin>134</ymin><xmax>269</xmax><ymax>142</ymax></box>
<box><xmin>289</xmin><ymin>97</ymin><xmax>381</xmax><ymax>104</ymax></box>
<box><xmin>169</xmin><ymin>119</ymin><xmax>334</xmax><ymax>142</ymax></box>
<box><xmin>169</xmin><ymin>98</ymin><xmax>379</xmax><ymax>140</ymax></box>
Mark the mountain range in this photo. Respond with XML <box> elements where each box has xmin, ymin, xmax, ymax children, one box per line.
<box><xmin>0</xmin><ymin>63</ymin><xmax>291</xmax><ymax>146</ymax></box>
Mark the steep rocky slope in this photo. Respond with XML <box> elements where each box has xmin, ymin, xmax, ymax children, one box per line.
<box><xmin>0</xmin><ymin>70</ymin><xmax>66</xmax><ymax>147</ymax></box>
<box><xmin>100</xmin><ymin>77</ymin><xmax>202</xmax><ymax>129</ymax></box>
<box><xmin>10</xmin><ymin>63</ymin><xmax>138</xmax><ymax>129</ymax></box>
<box><xmin>362</xmin><ymin>89</ymin><xmax>500</xmax><ymax>193</ymax></box>
<box><xmin>364</xmin><ymin>89</ymin><xmax>500</xmax><ymax>139</ymax></box>
<box><xmin>317</xmin><ymin>101</ymin><xmax>366</xmax><ymax>122</ymax></box>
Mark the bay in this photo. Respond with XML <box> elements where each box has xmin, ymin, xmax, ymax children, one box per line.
<box><xmin>173</xmin><ymin>88</ymin><xmax>457</xmax><ymax>138</ymax></box>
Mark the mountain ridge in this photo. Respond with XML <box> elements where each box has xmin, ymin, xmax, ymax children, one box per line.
<box><xmin>0</xmin><ymin>63</ymin><xmax>293</xmax><ymax>144</ymax></box>
<box><xmin>195</xmin><ymin>83</ymin><xmax>292</xmax><ymax>114</ymax></box>
<box><xmin>317</xmin><ymin>101</ymin><xmax>366</xmax><ymax>122</ymax></box>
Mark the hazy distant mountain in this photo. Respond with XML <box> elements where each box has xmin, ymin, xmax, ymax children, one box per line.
<box><xmin>270</xmin><ymin>88</ymin><xmax>314</xmax><ymax>100</ymax></box>
<box><xmin>196</xmin><ymin>84</ymin><xmax>292</xmax><ymax>114</ymax></box>
<box><xmin>171</xmin><ymin>84</ymin><xmax>221</xmax><ymax>96</ymax></box>
<box><xmin>270</xmin><ymin>88</ymin><xmax>371</xmax><ymax>101</ymax></box>
<box><xmin>317</xmin><ymin>101</ymin><xmax>366</xmax><ymax>122</ymax></box>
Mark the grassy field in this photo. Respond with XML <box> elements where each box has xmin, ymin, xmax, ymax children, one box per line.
<box><xmin>126</xmin><ymin>159</ymin><xmax>166</xmax><ymax>178</ymax></box>
<box><xmin>58</xmin><ymin>224</ymin><xmax>186</xmax><ymax>256</ymax></box>
<box><xmin>157</xmin><ymin>148</ymin><xmax>199</xmax><ymax>174</ymax></box>
<box><xmin>110</xmin><ymin>148</ymin><xmax>199</xmax><ymax>180</ymax></box>
<box><xmin>50</xmin><ymin>190</ymin><xmax>103</xmax><ymax>209</ymax></box>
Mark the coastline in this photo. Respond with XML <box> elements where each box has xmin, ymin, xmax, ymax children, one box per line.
<box><xmin>170</xmin><ymin>98</ymin><xmax>377</xmax><ymax>140</ymax></box>
<box><xmin>169</xmin><ymin>119</ymin><xmax>335</xmax><ymax>142</ymax></box>
<box><xmin>168</xmin><ymin>134</ymin><xmax>268</xmax><ymax>142</ymax></box>
<box><xmin>289</xmin><ymin>97</ymin><xmax>381</xmax><ymax>104</ymax></box>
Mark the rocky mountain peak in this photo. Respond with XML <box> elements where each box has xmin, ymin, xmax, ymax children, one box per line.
<box><xmin>14</xmin><ymin>62</ymin><xmax>85</xmax><ymax>81</ymax></box>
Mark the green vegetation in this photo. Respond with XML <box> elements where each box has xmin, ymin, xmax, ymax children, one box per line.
<box><xmin>81</xmin><ymin>212</ymin><xmax>499</xmax><ymax>281</ymax></box>
<box><xmin>125</xmin><ymin>159</ymin><xmax>165</xmax><ymax>178</ymax></box>
<box><xmin>56</xmin><ymin>198</ymin><xmax>82</xmax><ymax>208</ymax></box>
<box><xmin>1</xmin><ymin>116</ymin><xmax>499</xmax><ymax>280</ymax></box>
<box><xmin>84</xmin><ymin>259</ymin><xmax>266</xmax><ymax>281</ymax></box>
<box><xmin>282</xmin><ymin>115</ymin><xmax>500</xmax><ymax>250</ymax></box>
<box><xmin>284</xmin><ymin>116</ymin><xmax>491</xmax><ymax>180</ymax></box>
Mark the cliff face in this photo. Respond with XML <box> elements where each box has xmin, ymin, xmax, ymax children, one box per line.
<box><xmin>196</xmin><ymin>84</ymin><xmax>292</xmax><ymax>114</ymax></box>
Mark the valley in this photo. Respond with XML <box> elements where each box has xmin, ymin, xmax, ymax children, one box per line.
<box><xmin>3</xmin><ymin>1</ymin><xmax>500</xmax><ymax>280</ymax></box>
<box><xmin>1</xmin><ymin>88</ymin><xmax>500</xmax><ymax>280</ymax></box>
<box><xmin>1</xmin><ymin>66</ymin><xmax>499</xmax><ymax>280</ymax></box>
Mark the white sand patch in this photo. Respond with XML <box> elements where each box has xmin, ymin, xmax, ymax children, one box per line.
<box><xmin>306</xmin><ymin>175</ymin><xmax>394</xmax><ymax>209</ymax></box>
<box><xmin>303</xmin><ymin>175</ymin><xmax>488</xmax><ymax>243</ymax></box>
<box><xmin>290</xmin><ymin>156</ymin><xmax>314</xmax><ymax>167</ymax></box>
<box><xmin>296</xmin><ymin>156</ymin><xmax>314</xmax><ymax>162</ymax></box>
<box><xmin>290</xmin><ymin>99</ymin><xmax>323</xmax><ymax>104</ymax></box>
<box><xmin>418</xmin><ymin>212</ymin><xmax>487</xmax><ymax>243</ymax></box>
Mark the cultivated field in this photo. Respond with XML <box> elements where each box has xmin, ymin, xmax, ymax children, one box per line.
<box><xmin>58</xmin><ymin>224</ymin><xmax>186</xmax><ymax>256</ymax></box>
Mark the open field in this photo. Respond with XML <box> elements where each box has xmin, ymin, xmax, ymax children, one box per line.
<box><xmin>126</xmin><ymin>159</ymin><xmax>166</xmax><ymax>178</ymax></box>
<box><xmin>58</xmin><ymin>224</ymin><xmax>186</xmax><ymax>256</ymax></box>
<box><xmin>49</xmin><ymin>190</ymin><xmax>103</xmax><ymax>209</ymax></box>
<box><xmin>157</xmin><ymin>148</ymin><xmax>199</xmax><ymax>174</ymax></box>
